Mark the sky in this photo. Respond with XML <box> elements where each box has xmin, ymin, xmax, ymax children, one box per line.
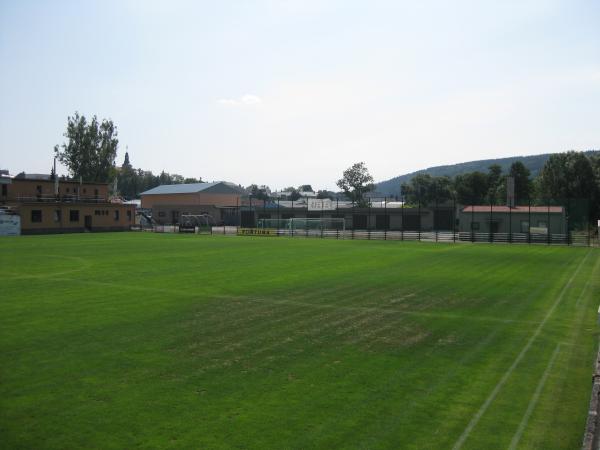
<box><xmin>1</xmin><ymin>0</ymin><xmax>599</xmax><ymax>191</ymax></box>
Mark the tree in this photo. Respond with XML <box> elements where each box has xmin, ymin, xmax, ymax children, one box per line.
<box><xmin>401</xmin><ymin>174</ymin><xmax>452</xmax><ymax>205</ymax></box>
<box><xmin>317</xmin><ymin>190</ymin><xmax>336</xmax><ymax>199</ymax></box>
<box><xmin>54</xmin><ymin>112</ymin><xmax>118</xmax><ymax>182</ymax></box>
<box><xmin>298</xmin><ymin>184</ymin><xmax>314</xmax><ymax>192</ymax></box>
<box><xmin>454</xmin><ymin>171</ymin><xmax>489</xmax><ymax>205</ymax></box>
<box><xmin>486</xmin><ymin>164</ymin><xmax>503</xmax><ymax>204</ymax></box>
<box><xmin>282</xmin><ymin>187</ymin><xmax>301</xmax><ymax>201</ymax></box>
<box><xmin>336</xmin><ymin>162</ymin><xmax>375</xmax><ymax>207</ymax></box>
<box><xmin>508</xmin><ymin>161</ymin><xmax>532</xmax><ymax>203</ymax></box>
<box><xmin>537</xmin><ymin>151</ymin><xmax>597</xmax><ymax>200</ymax></box>
<box><xmin>246</xmin><ymin>184</ymin><xmax>270</xmax><ymax>201</ymax></box>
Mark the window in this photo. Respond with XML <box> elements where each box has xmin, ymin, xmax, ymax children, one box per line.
<box><xmin>70</xmin><ymin>210</ymin><xmax>79</xmax><ymax>222</ymax></box>
<box><xmin>94</xmin><ymin>189</ymin><xmax>99</xmax><ymax>198</ymax></box>
<box><xmin>538</xmin><ymin>221</ymin><xmax>547</xmax><ymax>228</ymax></box>
<box><xmin>1</xmin><ymin>184</ymin><xmax>6</xmax><ymax>196</ymax></box>
<box><xmin>114</xmin><ymin>210</ymin><xmax>119</xmax><ymax>221</ymax></box>
<box><xmin>158</xmin><ymin>211</ymin><xmax>166</xmax><ymax>218</ymax></box>
<box><xmin>83</xmin><ymin>188</ymin><xmax>87</xmax><ymax>194</ymax></box>
<box><xmin>471</xmin><ymin>222</ymin><xmax>480</xmax><ymax>231</ymax></box>
<box><xmin>54</xmin><ymin>210</ymin><xmax>61</xmax><ymax>222</ymax></box>
<box><xmin>127</xmin><ymin>210</ymin><xmax>132</xmax><ymax>221</ymax></box>
<box><xmin>36</xmin><ymin>185</ymin><xmax>42</xmax><ymax>194</ymax></box>
<box><xmin>31</xmin><ymin>210</ymin><xmax>42</xmax><ymax>223</ymax></box>
<box><xmin>520</xmin><ymin>221</ymin><xmax>529</xmax><ymax>233</ymax></box>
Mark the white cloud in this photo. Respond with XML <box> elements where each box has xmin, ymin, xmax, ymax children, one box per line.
<box><xmin>217</xmin><ymin>94</ymin><xmax>262</xmax><ymax>107</ymax></box>
<box><xmin>240</xmin><ymin>94</ymin><xmax>262</xmax><ymax>105</ymax></box>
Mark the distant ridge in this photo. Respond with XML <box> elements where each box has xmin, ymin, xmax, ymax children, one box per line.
<box><xmin>376</xmin><ymin>150</ymin><xmax>599</xmax><ymax>196</ymax></box>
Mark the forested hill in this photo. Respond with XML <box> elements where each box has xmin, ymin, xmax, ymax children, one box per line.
<box><xmin>376</xmin><ymin>150</ymin><xmax>599</xmax><ymax>196</ymax></box>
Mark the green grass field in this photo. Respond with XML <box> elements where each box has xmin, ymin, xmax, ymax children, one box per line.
<box><xmin>1</xmin><ymin>233</ymin><xmax>599</xmax><ymax>449</ymax></box>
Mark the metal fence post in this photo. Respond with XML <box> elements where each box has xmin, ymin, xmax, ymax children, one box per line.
<box><xmin>418</xmin><ymin>191</ymin><xmax>421</xmax><ymax>242</ymax></box>
<box><xmin>471</xmin><ymin>204</ymin><xmax>474</xmax><ymax>243</ymax></box>
<box><xmin>368</xmin><ymin>199</ymin><xmax>371</xmax><ymax>240</ymax></box>
<box><xmin>453</xmin><ymin>195</ymin><xmax>456</xmax><ymax>243</ymax></box>
<box><xmin>321</xmin><ymin>199</ymin><xmax>324</xmax><ymax>239</ymax></box>
<box><xmin>435</xmin><ymin>194</ymin><xmax>438</xmax><ymax>242</ymax></box>
<box><xmin>401</xmin><ymin>195</ymin><xmax>405</xmax><ymax>241</ymax></box>
<box><xmin>528</xmin><ymin>198</ymin><xmax>531</xmax><ymax>244</ymax></box>
<box><xmin>509</xmin><ymin>202</ymin><xmax>512</xmax><ymax>244</ymax></box>
<box><xmin>249</xmin><ymin>195</ymin><xmax>253</xmax><ymax>228</ymax></box>
<box><xmin>489</xmin><ymin>200</ymin><xmax>493</xmax><ymax>243</ymax></box>
<box><xmin>305</xmin><ymin>195</ymin><xmax>308</xmax><ymax>238</ymax></box>
<box><xmin>566</xmin><ymin>197</ymin><xmax>571</xmax><ymax>246</ymax></box>
<box><xmin>384</xmin><ymin>196</ymin><xmax>387</xmax><ymax>240</ymax></box>
<box><xmin>352</xmin><ymin>200</ymin><xmax>355</xmax><ymax>240</ymax></box>
<box><xmin>547</xmin><ymin>201</ymin><xmax>551</xmax><ymax>245</ymax></box>
<box><xmin>588</xmin><ymin>197</ymin><xmax>592</xmax><ymax>247</ymax></box>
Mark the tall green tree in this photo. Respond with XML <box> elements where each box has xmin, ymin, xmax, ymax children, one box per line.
<box><xmin>336</xmin><ymin>162</ymin><xmax>375</xmax><ymax>207</ymax></box>
<box><xmin>486</xmin><ymin>164</ymin><xmax>503</xmax><ymax>204</ymax></box>
<box><xmin>508</xmin><ymin>161</ymin><xmax>532</xmax><ymax>203</ymax></box>
<box><xmin>54</xmin><ymin>112</ymin><xmax>118</xmax><ymax>182</ymax></box>
<box><xmin>537</xmin><ymin>151</ymin><xmax>597</xmax><ymax>200</ymax></box>
<box><xmin>454</xmin><ymin>171</ymin><xmax>489</xmax><ymax>205</ymax></box>
<box><xmin>401</xmin><ymin>174</ymin><xmax>452</xmax><ymax>205</ymax></box>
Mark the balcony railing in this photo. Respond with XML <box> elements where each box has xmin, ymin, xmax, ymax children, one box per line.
<box><xmin>10</xmin><ymin>194</ymin><xmax>109</xmax><ymax>203</ymax></box>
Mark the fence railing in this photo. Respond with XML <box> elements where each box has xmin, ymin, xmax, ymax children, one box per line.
<box><xmin>235</xmin><ymin>195</ymin><xmax>597</xmax><ymax>246</ymax></box>
<box><xmin>234</xmin><ymin>228</ymin><xmax>594</xmax><ymax>246</ymax></box>
<box><xmin>14</xmin><ymin>195</ymin><xmax>108</xmax><ymax>203</ymax></box>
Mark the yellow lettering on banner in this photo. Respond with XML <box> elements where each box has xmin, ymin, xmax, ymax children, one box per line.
<box><xmin>237</xmin><ymin>228</ymin><xmax>278</xmax><ymax>236</ymax></box>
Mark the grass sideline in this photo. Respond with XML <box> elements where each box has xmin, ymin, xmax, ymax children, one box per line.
<box><xmin>1</xmin><ymin>232</ymin><xmax>599</xmax><ymax>449</ymax></box>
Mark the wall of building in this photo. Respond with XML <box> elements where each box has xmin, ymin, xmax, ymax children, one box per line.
<box><xmin>16</xmin><ymin>202</ymin><xmax>135</xmax><ymax>234</ymax></box>
<box><xmin>458</xmin><ymin>211</ymin><xmax>566</xmax><ymax>234</ymax></box>
<box><xmin>247</xmin><ymin>207</ymin><xmax>453</xmax><ymax>231</ymax></box>
<box><xmin>140</xmin><ymin>192</ymin><xmax>240</xmax><ymax>209</ymax></box>
<box><xmin>149</xmin><ymin>205</ymin><xmax>240</xmax><ymax>226</ymax></box>
<box><xmin>5</xmin><ymin>179</ymin><xmax>108</xmax><ymax>201</ymax></box>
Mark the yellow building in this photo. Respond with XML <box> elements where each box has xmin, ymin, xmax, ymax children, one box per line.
<box><xmin>0</xmin><ymin>173</ymin><xmax>135</xmax><ymax>235</ymax></box>
<box><xmin>140</xmin><ymin>182</ymin><xmax>243</xmax><ymax>225</ymax></box>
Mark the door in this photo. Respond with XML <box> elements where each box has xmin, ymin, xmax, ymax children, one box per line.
<box><xmin>84</xmin><ymin>215</ymin><xmax>92</xmax><ymax>231</ymax></box>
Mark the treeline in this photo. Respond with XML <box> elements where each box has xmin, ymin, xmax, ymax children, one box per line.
<box><xmin>246</xmin><ymin>184</ymin><xmax>339</xmax><ymax>201</ymax></box>
<box><xmin>117</xmin><ymin>152</ymin><xmax>203</xmax><ymax>200</ymax></box>
<box><xmin>401</xmin><ymin>151</ymin><xmax>600</xmax><ymax>215</ymax></box>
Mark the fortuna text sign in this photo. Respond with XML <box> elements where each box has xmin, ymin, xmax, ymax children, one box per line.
<box><xmin>307</xmin><ymin>199</ymin><xmax>336</xmax><ymax>211</ymax></box>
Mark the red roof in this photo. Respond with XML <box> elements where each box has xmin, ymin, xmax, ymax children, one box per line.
<box><xmin>462</xmin><ymin>205</ymin><xmax>563</xmax><ymax>213</ymax></box>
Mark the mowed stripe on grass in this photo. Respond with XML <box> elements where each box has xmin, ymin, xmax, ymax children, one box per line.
<box><xmin>0</xmin><ymin>233</ymin><xmax>598</xmax><ymax>449</ymax></box>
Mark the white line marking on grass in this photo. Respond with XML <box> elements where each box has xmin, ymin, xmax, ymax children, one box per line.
<box><xmin>575</xmin><ymin>254</ymin><xmax>600</xmax><ymax>307</ymax></box>
<box><xmin>508</xmin><ymin>344</ymin><xmax>561</xmax><ymax>450</ymax></box>
<box><xmin>451</xmin><ymin>250</ymin><xmax>591</xmax><ymax>450</ymax></box>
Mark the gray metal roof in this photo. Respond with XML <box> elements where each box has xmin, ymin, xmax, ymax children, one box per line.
<box><xmin>140</xmin><ymin>181</ymin><xmax>243</xmax><ymax>196</ymax></box>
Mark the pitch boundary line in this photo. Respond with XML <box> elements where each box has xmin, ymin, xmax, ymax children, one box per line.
<box><xmin>451</xmin><ymin>250</ymin><xmax>591</xmax><ymax>450</ymax></box>
<box><xmin>508</xmin><ymin>344</ymin><xmax>561</xmax><ymax>449</ymax></box>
